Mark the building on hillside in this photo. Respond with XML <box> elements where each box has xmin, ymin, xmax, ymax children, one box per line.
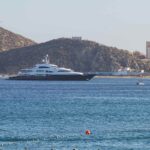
<box><xmin>146</xmin><ymin>41</ymin><xmax>150</xmax><ymax>59</ymax></box>
<box><xmin>72</xmin><ymin>37</ymin><xmax>82</xmax><ymax>41</ymax></box>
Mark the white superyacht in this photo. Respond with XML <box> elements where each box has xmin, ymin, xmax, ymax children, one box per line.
<box><xmin>9</xmin><ymin>55</ymin><xmax>95</xmax><ymax>81</ymax></box>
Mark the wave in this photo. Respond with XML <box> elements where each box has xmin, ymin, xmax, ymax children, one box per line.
<box><xmin>0</xmin><ymin>134</ymin><xmax>150</xmax><ymax>143</ymax></box>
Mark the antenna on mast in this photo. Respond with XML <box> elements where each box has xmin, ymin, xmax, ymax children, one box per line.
<box><xmin>45</xmin><ymin>54</ymin><xmax>49</xmax><ymax>64</ymax></box>
<box><xmin>42</xmin><ymin>54</ymin><xmax>50</xmax><ymax>64</ymax></box>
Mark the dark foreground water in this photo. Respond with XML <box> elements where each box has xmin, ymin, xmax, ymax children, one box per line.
<box><xmin>0</xmin><ymin>78</ymin><xmax>150</xmax><ymax>150</ymax></box>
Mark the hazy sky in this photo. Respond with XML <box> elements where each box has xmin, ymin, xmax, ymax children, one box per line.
<box><xmin>0</xmin><ymin>0</ymin><xmax>150</xmax><ymax>53</ymax></box>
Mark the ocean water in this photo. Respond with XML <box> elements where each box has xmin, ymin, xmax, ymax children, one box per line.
<box><xmin>0</xmin><ymin>78</ymin><xmax>150</xmax><ymax>150</ymax></box>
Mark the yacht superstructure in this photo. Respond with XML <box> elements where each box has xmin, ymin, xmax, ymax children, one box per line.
<box><xmin>9</xmin><ymin>55</ymin><xmax>95</xmax><ymax>81</ymax></box>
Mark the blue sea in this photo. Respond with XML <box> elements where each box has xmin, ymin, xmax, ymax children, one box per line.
<box><xmin>0</xmin><ymin>78</ymin><xmax>150</xmax><ymax>150</ymax></box>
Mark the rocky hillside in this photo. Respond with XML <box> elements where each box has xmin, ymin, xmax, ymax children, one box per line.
<box><xmin>0</xmin><ymin>38</ymin><xmax>148</xmax><ymax>74</ymax></box>
<box><xmin>0</xmin><ymin>27</ymin><xmax>36</xmax><ymax>52</ymax></box>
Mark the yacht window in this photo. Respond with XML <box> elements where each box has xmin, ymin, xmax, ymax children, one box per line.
<box><xmin>36</xmin><ymin>70</ymin><xmax>45</xmax><ymax>72</ymax></box>
<box><xmin>38</xmin><ymin>66</ymin><xmax>50</xmax><ymax>68</ymax></box>
<box><xmin>46</xmin><ymin>71</ymin><xmax>53</xmax><ymax>73</ymax></box>
<box><xmin>58</xmin><ymin>70</ymin><xmax>71</xmax><ymax>72</ymax></box>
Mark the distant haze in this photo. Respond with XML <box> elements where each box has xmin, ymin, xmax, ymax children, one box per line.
<box><xmin>1</xmin><ymin>0</ymin><xmax>150</xmax><ymax>53</ymax></box>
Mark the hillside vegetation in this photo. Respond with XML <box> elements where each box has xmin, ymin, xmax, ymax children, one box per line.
<box><xmin>0</xmin><ymin>27</ymin><xmax>36</xmax><ymax>52</ymax></box>
<box><xmin>0</xmin><ymin>38</ymin><xmax>149</xmax><ymax>74</ymax></box>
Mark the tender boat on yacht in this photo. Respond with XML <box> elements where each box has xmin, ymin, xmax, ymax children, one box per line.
<box><xmin>9</xmin><ymin>55</ymin><xmax>95</xmax><ymax>81</ymax></box>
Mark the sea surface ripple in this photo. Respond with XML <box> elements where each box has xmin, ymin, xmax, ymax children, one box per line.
<box><xmin>0</xmin><ymin>78</ymin><xmax>150</xmax><ymax>149</ymax></box>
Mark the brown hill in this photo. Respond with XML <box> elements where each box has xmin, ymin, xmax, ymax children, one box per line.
<box><xmin>0</xmin><ymin>27</ymin><xmax>36</xmax><ymax>52</ymax></box>
<box><xmin>0</xmin><ymin>38</ymin><xmax>148</xmax><ymax>75</ymax></box>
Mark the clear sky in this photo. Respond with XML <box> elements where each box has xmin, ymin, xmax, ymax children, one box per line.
<box><xmin>0</xmin><ymin>0</ymin><xmax>150</xmax><ymax>53</ymax></box>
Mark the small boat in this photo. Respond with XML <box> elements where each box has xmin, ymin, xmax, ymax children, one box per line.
<box><xmin>9</xmin><ymin>55</ymin><xmax>95</xmax><ymax>81</ymax></box>
<box><xmin>137</xmin><ymin>81</ymin><xmax>144</xmax><ymax>86</ymax></box>
<box><xmin>136</xmin><ymin>71</ymin><xmax>145</xmax><ymax>85</ymax></box>
<box><xmin>136</xmin><ymin>77</ymin><xmax>144</xmax><ymax>86</ymax></box>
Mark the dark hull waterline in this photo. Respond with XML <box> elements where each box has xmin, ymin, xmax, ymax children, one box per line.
<box><xmin>9</xmin><ymin>74</ymin><xmax>95</xmax><ymax>81</ymax></box>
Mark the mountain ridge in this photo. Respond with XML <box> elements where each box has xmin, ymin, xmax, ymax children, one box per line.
<box><xmin>0</xmin><ymin>37</ymin><xmax>148</xmax><ymax>74</ymax></box>
<box><xmin>0</xmin><ymin>27</ymin><xmax>36</xmax><ymax>52</ymax></box>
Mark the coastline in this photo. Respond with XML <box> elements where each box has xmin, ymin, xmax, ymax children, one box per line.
<box><xmin>95</xmin><ymin>75</ymin><xmax>150</xmax><ymax>78</ymax></box>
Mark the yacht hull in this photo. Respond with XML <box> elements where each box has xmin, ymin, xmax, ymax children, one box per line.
<box><xmin>9</xmin><ymin>74</ymin><xmax>95</xmax><ymax>81</ymax></box>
